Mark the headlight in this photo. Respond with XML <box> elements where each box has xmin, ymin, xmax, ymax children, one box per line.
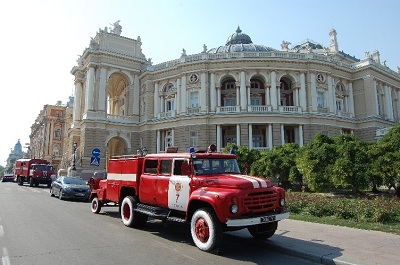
<box><xmin>280</xmin><ymin>198</ymin><xmax>285</xmax><ymax>207</ymax></box>
<box><xmin>230</xmin><ymin>204</ymin><xmax>238</xmax><ymax>214</ymax></box>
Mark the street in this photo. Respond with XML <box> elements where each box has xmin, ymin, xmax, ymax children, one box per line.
<box><xmin>0</xmin><ymin>182</ymin><xmax>317</xmax><ymax>265</ymax></box>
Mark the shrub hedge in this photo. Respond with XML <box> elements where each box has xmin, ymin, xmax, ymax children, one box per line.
<box><xmin>286</xmin><ymin>191</ymin><xmax>400</xmax><ymax>223</ymax></box>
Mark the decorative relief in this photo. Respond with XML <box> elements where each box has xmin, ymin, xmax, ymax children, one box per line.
<box><xmin>316</xmin><ymin>73</ymin><xmax>325</xmax><ymax>83</ymax></box>
<box><xmin>189</xmin><ymin>73</ymin><xmax>199</xmax><ymax>83</ymax></box>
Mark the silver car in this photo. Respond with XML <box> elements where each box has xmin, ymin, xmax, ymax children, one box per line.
<box><xmin>50</xmin><ymin>176</ymin><xmax>90</xmax><ymax>201</ymax></box>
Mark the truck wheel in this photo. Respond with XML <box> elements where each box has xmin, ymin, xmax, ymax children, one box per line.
<box><xmin>29</xmin><ymin>177</ymin><xmax>34</xmax><ymax>187</ymax></box>
<box><xmin>91</xmin><ymin>197</ymin><xmax>102</xmax><ymax>214</ymax></box>
<box><xmin>121</xmin><ymin>196</ymin><xmax>144</xmax><ymax>228</ymax></box>
<box><xmin>247</xmin><ymin>221</ymin><xmax>277</xmax><ymax>239</ymax></box>
<box><xmin>190</xmin><ymin>207</ymin><xmax>222</xmax><ymax>252</ymax></box>
<box><xmin>35</xmin><ymin>181</ymin><xmax>39</xmax><ymax>187</ymax></box>
<box><xmin>18</xmin><ymin>177</ymin><xmax>23</xmax><ymax>186</ymax></box>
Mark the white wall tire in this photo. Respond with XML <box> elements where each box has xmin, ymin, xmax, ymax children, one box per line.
<box><xmin>121</xmin><ymin>196</ymin><xmax>144</xmax><ymax>228</ymax></box>
<box><xmin>91</xmin><ymin>197</ymin><xmax>102</xmax><ymax>214</ymax></box>
<box><xmin>190</xmin><ymin>208</ymin><xmax>222</xmax><ymax>252</ymax></box>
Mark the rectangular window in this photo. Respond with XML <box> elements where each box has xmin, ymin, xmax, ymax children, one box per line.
<box><xmin>251</xmin><ymin>98</ymin><xmax>261</xmax><ymax>106</ymax></box>
<box><xmin>160</xmin><ymin>160</ymin><xmax>172</xmax><ymax>175</ymax></box>
<box><xmin>225</xmin><ymin>98</ymin><xmax>236</xmax><ymax>106</ymax></box>
<box><xmin>166</xmin><ymin>100</ymin><xmax>175</xmax><ymax>111</ymax></box>
<box><xmin>317</xmin><ymin>92</ymin><xmax>325</xmax><ymax>108</ymax></box>
<box><xmin>190</xmin><ymin>92</ymin><xmax>199</xmax><ymax>108</ymax></box>
<box><xmin>336</xmin><ymin>100</ymin><xmax>342</xmax><ymax>111</ymax></box>
<box><xmin>144</xmin><ymin>159</ymin><xmax>158</xmax><ymax>174</ymax></box>
<box><xmin>252</xmin><ymin>136</ymin><xmax>262</xmax><ymax>147</ymax></box>
<box><xmin>165</xmin><ymin>130</ymin><xmax>173</xmax><ymax>148</ymax></box>
<box><xmin>190</xmin><ymin>131</ymin><xmax>198</xmax><ymax>147</ymax></box>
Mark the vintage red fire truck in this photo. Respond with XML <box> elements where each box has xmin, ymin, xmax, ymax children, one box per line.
<box><xmin>89</xmin><ymin>146</ymin><xmax>289</xmax><ymax>252</ymax></box>
<box><xmin>14</xmin><ymin>158</ymin><xmax>55</xmax><ymax>187</ymax></box>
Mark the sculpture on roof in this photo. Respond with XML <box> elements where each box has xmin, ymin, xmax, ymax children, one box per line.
<box><xmin>281</xmin><ymin>41</ymin><xmax>290</xmax><ymax>51</ymax></box>
<box><xmin>110</xmin><ymin>20</ymin><xmax>122</xmax><ymax>35</ymax></box>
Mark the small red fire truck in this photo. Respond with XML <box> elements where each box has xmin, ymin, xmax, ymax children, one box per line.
<box><xmin>89</xmin><ymin>146</ymin><xmax>289</xmax><ymax>252</ymax></box>
<box><xmin>14</xmin><ymin>158</ymin><xmax>55</xmax><ymax>187</ymax></box>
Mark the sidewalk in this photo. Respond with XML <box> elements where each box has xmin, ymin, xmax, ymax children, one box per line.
<box><xmin>231</xmin><ymin>219</ymin><xmax>400</xmax><ymax>265</ymax></box>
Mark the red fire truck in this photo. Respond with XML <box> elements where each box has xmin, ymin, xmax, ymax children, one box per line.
<box><xmin>14</xmin><ymin>158</ymin><xmax>55</xmax><ymax>187</ymax></box>
<box><xmin>89</xmin><ymin>146</ymin><xmax>289</xmax><ymax>252</ymax></box>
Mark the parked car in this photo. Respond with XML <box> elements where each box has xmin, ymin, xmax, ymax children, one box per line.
<box><xmin>1</xmin><ymin>173</ymin><xmax>14</xmax><ymax>182</ymax></box>
<box><xmin>50</xmin><ymin>176</ymin><xmax>90</xmax><ymax>201</ymax></box>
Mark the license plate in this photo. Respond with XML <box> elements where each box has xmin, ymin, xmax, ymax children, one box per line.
<box><xmin>260</xmin><ymin>215</ymin><xmax>276</xmax><ymax>223</ymax></box>
<box><xmin>76</xmin><ymin>193</ymin><xmax>84</xmax><ymax>197</ymax></box>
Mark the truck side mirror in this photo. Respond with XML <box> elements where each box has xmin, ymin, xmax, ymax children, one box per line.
<box><xmin>181</xmin><ymin>161</ymin><xmax>191</xmax><ymax>176</ymax></box>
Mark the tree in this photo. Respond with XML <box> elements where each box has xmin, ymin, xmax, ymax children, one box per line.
<box><xmin>222</xmin><ymin>144</ymin><xmax>260</xmax><ymax>174</ymax></box>
<box><xmin>250</xmin><ymin>143</ymin><xmax>300</xmax><ymax>188</ymax></box>
<box><xmin>330</xmin><ymin>134</ymin><xmax>370</xmax><ymax>193</ymax></box>
<box><xmin>296</xmin><ymin>133</ymin><xmax>336</xmax><ymax>192</ymax></box>
<box><xmin>373</xmin><ymin>125</ymin><xmax>400</xmax><ymax>196</ymax></box>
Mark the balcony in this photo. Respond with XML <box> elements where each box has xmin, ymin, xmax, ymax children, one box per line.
<box><xmin>159</xmin><ymin>110</ymin><xmax>176</xmax><ymax>119</ymax></box>
<box><xmin>278</xmin><ymin>106</ymin><xmax>302</xmax><ymax>113</ymax></box>
<box><xmin>216</xmin><ymin>106</ymin><xmax>240</xmax><ymax>113</ymax></box>
<box><xmin>248</xmin><ymin>105</ymin><xmax>273</xmax><ymax>112</ymax></box>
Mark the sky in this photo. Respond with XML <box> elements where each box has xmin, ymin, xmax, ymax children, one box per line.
<box><xmin>0</xmin><ymin>0</ymin><xmax>399</xmax><ymax>167</ymax></box>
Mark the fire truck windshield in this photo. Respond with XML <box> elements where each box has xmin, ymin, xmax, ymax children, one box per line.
<box><xmin>33</xmin><ymin>165</ymin><xmax>53</xmax><ymax>171</ymax></box>
<box><xmin>193</xmin><ymin>158</ymin><xmax>240</xmax><ymax>175</ymax></box>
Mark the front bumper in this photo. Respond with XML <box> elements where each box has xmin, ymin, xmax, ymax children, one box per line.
<box><xmin>226</xmin><ymin>211</ymin><xmax>289</xmax><ymax>227</ymax></box>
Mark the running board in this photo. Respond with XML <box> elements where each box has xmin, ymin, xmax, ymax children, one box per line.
<box><xmin>135</xmin><ymin>203</ymin><xmax>186</xmax><ymax>223</ymax></box>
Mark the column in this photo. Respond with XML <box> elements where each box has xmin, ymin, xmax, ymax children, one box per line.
<box><xmin>248</xmin><ymin>124</ymin><xmax>253</xmax><ymax>148</ymax></box>
<box><xmin>268</xmin><ymin>124</ymin><xmax>273</xmax><ymax>149</ymax></box>
<box><xmin>216</xmin><ymin>125</ymin><xmax>222</xmax><ymax>151</ymax></box>
<box><xmin>156</xmin><ymin>130</ymin><xmax>160</xmax><ymax>153</ymax></box>
<box><xmin>210</xmin><ymin>73</ymin><xmax>216</xmax><ymax>112</ymax></box>
<box><xmin>300</xmin><ymin>72</ymin><xmax>307</xmax><ymax>110</ymax></box>
<box><xmin>385</xmin><ymin>85</ymin><xmax>393</xmax><ymax>120</ymax></box>
<box><xmin>133</xmin><ymin>74</ymin><xmax>140</xmax><ymax>116</ymax></box>
<box><xmin>373</xmin><ymin>80</ymin><xmax>379</xmax><ymax>115</ymax></box>
<box><xmin>299</xmin><ymin>125</ymin><xmax>303</xmax><ymax>147</ymax></box>
<box><xmin>176</xmin><ymin>78</ymin><xmax>181</xmax><ymax>114</ymax></box>
<box><xmin>281</xmin><ymin>124</ymin><xmax>285</xmax><ymax>145</ymax></box>
<box><xmin>327</xmin><ymin>76</ymin><xmax>335</xmax><ymax>113</ymax></box>
<box><xmin>73</xmin><ymin>80</ymin><xmax>83</xmax><ymax>125</ymax></box>
<box><xmin>236</xmin><ymin>124</ymin><xmax>241</xmax><ymax>146</ymax></box>
<box><xmin>265</xmin><ymin>86</ymin><xmax>270</xmax><ymax>105</ymax></box>
<box><xmin>348</xmin><ymin>82</ymin><xmax>355</xmax><ymax>117</ymax></box>
<box><xmin>200</xmin><ymin>72</ymin><xmax>207</xmax><ymax>112</ymax></box>
<box><xmin>181</xmin><ymin>75</ymin><xmax>187</xmax><ymax>112</ymax></box>
<box><xmin>85</xmin><ymin>66</ymin><xmax>95</xmax><ymax>112</ymax></box>
<box><xmin>236</xmin><ymin>83</ymin><xmax>240</xmax><ymax>108</ymax></box>
<box><xmin>270</xmin><ymin>71</ymin><xmax>278</xmax><ymax>109</ymax></box>
<box><xmin>295</xmin><ymin>87</ymin><xmax>300</xmax><ymax>106</ymax></box>
<box><xmin>154</xmin><ymin>83</ymin><xmax>159</xmax><ymax>118</ymax></box>
<box><xmin>310</xmin><ymin>73</ymin><xmax>317</xmax><ymax>111</ymax></box>
<box><xmin>98</xmin><ymin>67</ymin><xmax>107</xmax><ymax>112</ymax></box>
<box><xmin>240</xmin><ymin>71</ymin><xmax>247</xmax><ymax>110</ymax></box>
<box><xmin>217</xmin><ymin>86</ymin><xmax>221</xmax><ymax>108</ymax></box>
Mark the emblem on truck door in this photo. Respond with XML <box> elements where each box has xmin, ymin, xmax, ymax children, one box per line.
<box><xmin>168</xmin><ymin>177</ymin><xmax>190</xmax><ymax>211</ymax></box>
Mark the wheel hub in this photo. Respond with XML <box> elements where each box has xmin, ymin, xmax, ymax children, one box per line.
<box><xmin>195</xmin><ymin>217</ymin><xmax>209</xmax><ymax>243</ymax></box>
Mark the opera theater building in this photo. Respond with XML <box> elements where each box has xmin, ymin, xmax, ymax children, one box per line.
<box><xmin>70</xmin><ymin>22</ymin><xmax>399</xmax><ymax>177</ymax></box>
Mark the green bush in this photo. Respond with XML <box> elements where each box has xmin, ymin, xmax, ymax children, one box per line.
<box><xmin>286</xmin><ymin>192</ymin><xmax>400</xmax><ymax>224</ymax></box>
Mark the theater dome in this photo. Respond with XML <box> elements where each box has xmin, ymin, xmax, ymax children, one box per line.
<box><xmin>207</xmin><ymin>26</ymin><xmax>276</xmax><ymax>54</ymax></box>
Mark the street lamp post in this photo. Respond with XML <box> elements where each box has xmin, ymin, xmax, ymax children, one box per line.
<box><xmin>72</xmin><ymin>142</ymin><xmax>77</xmax><ymax>173</ymax></box>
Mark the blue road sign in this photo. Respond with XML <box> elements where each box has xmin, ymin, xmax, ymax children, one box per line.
<box><xmin>90</xmin><ymin>156</ymin><xmax>100</xmax><ymax>167</ymax></box>
<box><xmin>92</xmin><ymin>148</ymin><xmax>101</xmax><ymax>157</ymax></box>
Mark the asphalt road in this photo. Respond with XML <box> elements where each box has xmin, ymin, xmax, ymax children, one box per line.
<box><xmin>0</xmin><ymin>182</ymin><xmax>318</xmax><ymax>265</ymax></box>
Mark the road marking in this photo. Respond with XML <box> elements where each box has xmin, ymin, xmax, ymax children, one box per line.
<box><xmin>2</xmin><ymin>247</ymin><xmax>10</xmax><ymax>265</ymax></box>
<box><xmin>0</xmin><ymin>225</ymin><xmax>4</xmax><ymax>237</ymax></box>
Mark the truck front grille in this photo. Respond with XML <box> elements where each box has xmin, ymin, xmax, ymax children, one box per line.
<box><xmin>243</xmin><ymin>191</ymin><xmax>277</xmax><ymax>213</ymax></box>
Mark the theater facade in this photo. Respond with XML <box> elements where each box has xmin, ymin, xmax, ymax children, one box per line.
<box><xmin>70</xmin><ymin>22</ymin><xmax>400</xmax><ymax>178</ymax></box>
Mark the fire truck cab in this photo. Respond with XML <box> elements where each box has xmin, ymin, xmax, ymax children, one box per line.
<box><xmin>14</xmin><ymin>158</ymin><xmax>54</xmax><ymax>187</ymax></box>
<box><xmin>89</xmin><ymin>147</ymin><xmax>289</xmax><ymax>252</ymax></box>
